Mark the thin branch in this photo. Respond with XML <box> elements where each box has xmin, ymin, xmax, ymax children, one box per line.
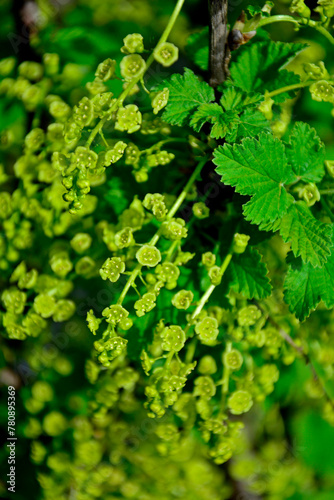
<box><xmin>209</xmin><ymin>0</ymin><xmax>229</xmax><ymax>87</ymax></box>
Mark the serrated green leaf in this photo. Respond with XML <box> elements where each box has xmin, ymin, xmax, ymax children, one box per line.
<box><xmin>229</xmin><ymin>41</ymin><xmax>305</xmax><ymax>99</ymax></box>
<box><xmin>186</xmin><ymin>28</ymin><xmax>209</xmax><ymax>71</ymax></box>
<box><xmin>233</xmin><ymin>109</ymin><xmax>270</xmax><ymax>141</ymax></box>
<box><xmin>286</xmin><ymin>122</ymin><xmax>326</xmax><ymax>182</ymax></box>
<box><xmin>161</xmin><ymin>68</ymin><xmax>214</xmax><ymax>126</ymax></box>
<box><xmin>219</xmin><ymin>87</ymin><xmax>262</xmax><ymax>111</ymax></box>
<box><xmin>213</xmin><ymin>133</ymin><xmax>294</xmax><ymax>225</ymax></box>
<box><xmin>278</xmin><ymin>202</ymin><xmax>332</xmax><ymax>267</ymax></box>
<box><xmin>190</xmin><ymin>103</ymin><xmax>224</xmax><ymax>133</ymax></box>
<box><xmin>226</xmin><ymin>247</ymin><xmax>272</xmax><ymax>299</ymax></box>
<box><xmin>284</xmin><ymin>248</ymin><xmax>334</xmax><ymax>320</ymax></box>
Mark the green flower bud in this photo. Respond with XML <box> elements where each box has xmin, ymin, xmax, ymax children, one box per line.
<box><xmin>72</xmin><ymin>97</ymin><xmax>94</xmax><ymax>128</ymax></box>
<box><xmin>72</xmin><ymin>146</ymin><xmax>98</xmax><ymax>171</ymax></box>
<box><xmin>18</xmin><ymin>269</ymin><xmax>38</xmax><ymax>290</ymax></box>
<box><xmin>43</xmin><ymin>411</ymin><xmax>67</xmax><ymax>436</ymax></box>
<box><xmin>95</xmin><ymin>58</ymin><xmax>116</xmax><ymax>82</ymax></box>
<box><xmin>290</xmin><ymin>0</ymin><xmax>311</xmax><ymax>17</ymax></box>
<box><xmin>151</xmin><ymin>88</ymin><xmax>169</xmax><ymax>115</ymax></box>
<box><xmin>121</xmin><ymin>33</ymin><xmax>144</xmax><ymax>54</ymax></box>
<box><xmin>161</xmin><ymin>218</ymin><xmax>187</xmax><ymax>241</ymax></box>
<box><xmin>31</xmin><ymin>441</ymin><xmax>47</xmax><ymax>464</ymax></box>
<box><xmin>22</xmin><ymin>84</ymin><xmax>43</xmax><ymax>111</ymax></box>
<box><xmin>0</xmin><ymin>192</ymin><xmax>13</xmax><ymax>219</ymax></box>
<box><xmin>136</xmin><ymin>244</ymin><xmax>161</xmax><ymax>267</ymax></box>
<box><xmin>310</xmin><ymin>80</ymin><xmax>334</xmax><ymax>103</ymax></box>
<box><xmin>134</xmin><ymin>292</ymin><xmax>157</xmax><ymax>317</ymax></box>
<box><xmin>86</xmin><ymin>310</ymin><xmax>102</xmax><ymax>335</ymax></box>
<box><xmin>99</xmin><ymin>257</ymin><xmax>125</xmax><ymax>282</ymax></box>
<box><xmin>115</xmin><ymin>227</ymin><xmax>134</xmax><ymax>249</ymax></box>
<box><xmin>115</xmin><ymin>367</ymin><xmax>139</xmax><ymax>390</ymax></box>
<box><xmin>192</xmin><ymin>202</ymin><xmax>210</xmax><ymax>219</ymax></box>
<box><xmin>32</xmin><ymin>381</ymin><xmax>54</xmax><ymax>402</ymax></box>
<box><xmin>98</xmin><ymin>337</ymin><xmax>128</xmax><ymax>366</ymax></box>
<box><xmin>161</xmin><ymin>325</ymin><xmax>186</xmax><ymax>351</ymax></box>
<box><xmin>223</xmin><ymin>349</ymin><xmax>243</xmax><ymax>371</ymax></box>
<box><xmin>0</xmin><ymin>57</ymin><xmax>15</xmax><ymax>77</ymax></box>
<box><xmin>70</xmin><ymin>233</ymin><xmax>92</xmax><ymax>253</ymax></box>
<box><xmin>325</xmin><ymin>160</ymin><xmax>334</xmax><ymax>177</ymax></box>
<box><xmin>120</xmin><ymin>54</ymin><xmax>146</xmax><ymax>81</ymax></box>
<box><xmin>43</xmin><ymin>53</ymin><xmax>59</xmax><ymax>76</ymax></box>
<box><xmin>19</xmin><ymin>61</ymin><xmax>43</xmax><ymax>81</ymax></box>
<box><xmin>198</xmin><ymin>355</ymin><xmax>217</xmax><ymax>375</ymax></box>
<box><xmin>202</xmin><ymin>252</ymin><xmax>216</xmax><ymax>268</ymax></box>
<box><xmin>34</xmin><ymin>294</ymin><xmax>57</xmax><ymax>318</ymax></box>
<box><xmin>155</xmin><ymin>262</ymin><xmax>180</xmax><ymax>283</ymax></box>
<box><xmin>194</xmin><ymin>376</ymin><xmax>216</xmax><ymax>399</ymax></box>
<box><xmin>75</xmin><ymin>256</ymin><xmax>96</xmax><ymax>277</ymax></box>
<box><xmin>258</xmin><ymin>94</ymin><xmax>275</xmax><ymax>120</ymax></box>
<box><xmin>227</xmin><ymin>390</ymin><xmax>253</xmax><ymax>415</ymax></box>
<box><xmin>237</xmin><ymin>305</ymin><xmax>261</xmax><ymax>326</ymax></box>
<box><xmin>102</xmin><ymin>304</ymin><xmax>129</xmax><ymax>325</ymax></box>
<box><xmin>115</xmin><ymin>104</ymin><xmax>142</xmax><ymax>134</ymax></box>
<box><xmin>49</xmin><ymin>99</ymin><xmax>71</xmax><ymax>120</ymax></box>
<box><xmin>232</xmin><ymin>233</ymin><xmax>250</xmax><ymax>254</ymax></box>
<box><xmin>195</xmin><ymin>317</ymin><xmax>219</xmax><ymax>342</ymax></box>
<box><xmin>172</xmin><ymin>289</ymin><xmax>194</xmax><ymax>310</ymax></box>
<box><xmin>304</xmin><ymin>61</ymin><xmax>329</xmax><ymax>80</ymax></box>
<box><xmin>52</xmin><ymin>299</ymin><xmax>76</xmax><ymax>322</ymax></box>
<box><xmin>140</xmin><ymin>349</ymin><xmax>152</xmax><ymax>375</ymax></box>
<box><xmin>153</xmin><ymin>42</ymin><xmax>179</xmax><ymax>67</ymax></box>
<box><xmin>24</xmin><ymin>128</ymin><xmax>44</xmax><ymax>152</ymax></box>
<box><xmin>50</xmin><ymin>253</ymin><xmax>73</xmax><ymax>278</ymax></box>
<box><xmin>297</xmin><ymin>183</ymin><xmax>320</xmax><ymax>207</ymax></box>
<box><xmin>104</xmin><ymin>141</ymin><xmax>127</xmax><ymax>165</ymax></box>
<box><xmin>91</xmin><ymin>92</ymin><xmax>115</xmax><ymax>118</ymax></box>
<box><xmin>85</xmin><ymin>359</ymin><xmax>100</xmax><ymax>384</ymax></box>
<box><xmin>2</xmin><ymin>287</ymin><xmax>27</xmax><ymax>314</ymax></box>
<box><xmin>208</xmin><ymin>265</ymin><xmax>222</xmax><ymax>286</ymax></box>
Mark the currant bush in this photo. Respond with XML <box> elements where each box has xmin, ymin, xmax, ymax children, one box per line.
<box><xmin>1</xmin><ymin>0</ymin><xmax>334</xmax><ymax>498</ymax></box>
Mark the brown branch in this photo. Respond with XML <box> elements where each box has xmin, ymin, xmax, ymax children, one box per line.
<box><xmin>209</xmin><ymin>0</ymin><xmax>229</xmax><ymax>87</ymax></box>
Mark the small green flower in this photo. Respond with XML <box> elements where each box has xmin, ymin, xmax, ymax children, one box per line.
<box><xmin>120</xmin><ymin>54</ymin><xmax>146</xmax><ymax>81</ymax></box>
<box><xmin>153</xmin><ymin>42</ymin><xmax>179</xmax><ymax>67</ymax></box>
<box><xmin>115</xmin><ymin>105</ymin><xmax>142</xmax><ymax>134</ymax></box>
<box><xmin>172</xmin><ymin>289</ymin><xmax>194</xmax><ymax>310</ymax></box>
<box><xmin>161</xmin><ymin>325</ymin><xmax>186</xmax><ymax>351</ymax></box>
<box><xmin>34</xmin><ymin>294</ymin><xmax>57</xmax><ymax>318</ymax></box>
<box><xmin>121</xmin><ymin>33</ymin><xmax>144</xmax><ymax>54</ymax></box>
<box><xmin>136</xmin><ymin>244</ymin><xmax>161</xmax><ymax>267</ymax></box>
<box><xmin>95</xmin><ymin>58</ymin><xmax>116</xmax><ymax>81</ymax></box>
<box><xmin>151</xmin><ymin>88</ymin><xmax>169</xmax><ymax>114</ymax></box>
<box><xmin>227</xmin><ymin>390</ymin><xmax>253</xmax><ymax>415</ymax></box>
<box><xmin>223</xmin><ymin>349</ymin><xmax>243</xmax><ymax>371</ymax></box>
<box><xmin>192</xmin><ymin>202</ymin><xmax>210</xmax><ymax>219</ymax></box>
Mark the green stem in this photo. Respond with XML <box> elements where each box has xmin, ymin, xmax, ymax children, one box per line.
<box><xmin>184</xmin><ymin>252</ymin><xmax>233</xmax><ymax>335</ymax></box>
<box><xmin>185</xmin><ymin>337</ymin><xmax>198</xmax><ymax>363</ymax></box>
<box><xmin>85</xmin><ymin>0</ymin><xmax>186</xmax><ymax>148</ymax></box>
<box><xmin>312</xmin><ymin>22</ymin><xmax>334</xmax><ymax>45</ymax></box>
<box><xmin>266</xmin><ymin>80</ymin><xmax>314</xmax><ymax>99</ymax></box>
<box><xmin>253</xmin><ymin>15</ymin><xmax>334</xmax><ymax>46</ymax></box>
<box><xmin>257</xmin><ymin>15</ymin><xmax>300</xmax><ymax>28</ymax></box>
<box><xmin>117</xmin><ymin>157</ymin><xmax>208</xmax><ymax>305</ymax></box>
<box><xmin>320</xmin><ymin>189</ymin><xmax>334</xmax><ymax>195</ymax></box>
<box><xmin>143</xmin><ymin>138</ymin><xmax>189</xmax><ymax>156</ymax></box>
<box><xmin>164</xmin><ymin>350</ymin><xmax>175</xmax><ymax>370</ymax></box>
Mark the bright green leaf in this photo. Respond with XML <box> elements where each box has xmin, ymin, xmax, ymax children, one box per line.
<box><xmin>161</xmin><ymin>68</ymin><xmax>214</xmax><ymax>126</ymax></box>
